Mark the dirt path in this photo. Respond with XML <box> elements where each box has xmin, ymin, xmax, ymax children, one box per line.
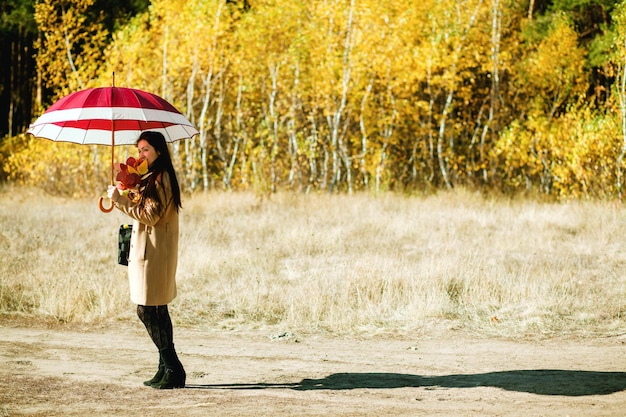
<box><xmin>1</xmin><ymin>322</ymin><xmax>625</xmax><ymax>416</ymax></box>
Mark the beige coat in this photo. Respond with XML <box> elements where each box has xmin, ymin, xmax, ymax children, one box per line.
<box><xmin>113</xmin><ymin>172</ymin><xmax>179</xmax><ymax>306</ymax></box>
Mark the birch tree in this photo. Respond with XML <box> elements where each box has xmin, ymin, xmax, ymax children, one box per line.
<box><xmin>612</xmin><ymin>3</ymin><xmax>626</xmax><ymax>199</ymax></box>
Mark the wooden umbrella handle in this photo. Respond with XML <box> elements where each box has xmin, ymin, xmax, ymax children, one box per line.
<box><xmin>98</xmin><ymin>197</ymin><xmax>114</xmax><ymax>213</ymax></box>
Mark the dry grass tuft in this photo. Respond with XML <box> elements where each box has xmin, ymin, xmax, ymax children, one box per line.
<box><xmin>1</xmin><ymin>185</ymin><xmax>625</xmax><ymax>337</ymax></box>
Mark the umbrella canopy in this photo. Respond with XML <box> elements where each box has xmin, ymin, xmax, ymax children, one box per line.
<box><xmin>26</xmin><ymin>86</ymin><xmax>198</xmax><ymax>212</ymax></box>
<box><xmin>27</xmin><ymin>86</ymin><xmax>198</xmax><ymax>145</ymax></box>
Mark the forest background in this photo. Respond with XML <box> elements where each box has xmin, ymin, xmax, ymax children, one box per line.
<box><xmin>1</xmin><ymin>0</ymin><xmax>626</xmax><ymax>199</ymax></box>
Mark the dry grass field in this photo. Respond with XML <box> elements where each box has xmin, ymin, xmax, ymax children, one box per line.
<box><xmin>1</xmin><ymin>185</ymin><xmax>625</xmax><ymax>337</ymax></box>
<box><xmin>1</xmin><ymin>186</ymin><xmax>626</xmax><ymax>416</ymax></box>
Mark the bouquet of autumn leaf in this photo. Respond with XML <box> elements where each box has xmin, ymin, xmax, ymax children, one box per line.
<box><xmin>115</xmin><ymin>157</ymin><xmax>150</xmax><ymax>203</ymax></box>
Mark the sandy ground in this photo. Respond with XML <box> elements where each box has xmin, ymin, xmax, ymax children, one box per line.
<box><xmin>1</xmin><ymin>321</ymin><xmax>625</xmax><ymax>417</ymax></box>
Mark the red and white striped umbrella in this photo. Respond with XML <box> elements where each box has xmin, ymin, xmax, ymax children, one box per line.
<box><xmin>27</xmin><ymin>86</ymin><xmax>198</xmax><ymax>212</ymax></box>
<box><xmin>27</xmin><ymin>86</ymin><xmax>198</xmax><ymax>145</ymax></box>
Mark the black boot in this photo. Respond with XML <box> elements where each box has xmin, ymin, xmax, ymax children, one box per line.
<box><xmin>152</xmin><ymin>344</ymin><xmax>186</xmax><ymax>389</ymax></box>
<box><xmin>143</xmin><ymin>354</ymin><xmax>164</xmax><ymax>386</ymax></box>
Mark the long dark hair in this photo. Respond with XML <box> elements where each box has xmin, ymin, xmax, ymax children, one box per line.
<box><xmin>137</xmin><ymin>131</ymin><xmax>182</xmax><ymax>213</ymax></box>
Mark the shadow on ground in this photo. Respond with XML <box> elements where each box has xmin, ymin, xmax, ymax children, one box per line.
<box><xmin>186</xmin><ymin>370</ymin><xmax>626</xmax><ymax>396</ymax></box>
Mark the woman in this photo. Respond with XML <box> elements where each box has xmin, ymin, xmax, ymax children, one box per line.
<box><xmin>107</xmin><ymin>131</ymin><xmax>186</xmax><ymax>389</ymax></box>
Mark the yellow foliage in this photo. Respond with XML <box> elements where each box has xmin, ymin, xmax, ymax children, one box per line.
<box><xmin>518</xmin><ymin>13</ymin><xmax>588</xmax><ymax>116</ymax></box>
<box><xmin>8</xmin><ymin>0</ymin><xmax>625</xmax><ymax>199</ymax></box>
<box><xmin>491</xmin><ymin>106</ymin><xmax>620</xmax><ymax>199</ymax></box>
<box><xmin>0</xmin><ymin>133</ymin><xmax>136</xmax><ymax>198</ymax></box>
<box><xmin>34</xmin><ymin>0</ymin><xmax>109</xmax><ymax>99</ymax></box>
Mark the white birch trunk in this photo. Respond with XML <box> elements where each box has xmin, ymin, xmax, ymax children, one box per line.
<box><xmin>616</xmin><ymin>37</ymin><xmax>626</xmax><ymax>200</ymax></box>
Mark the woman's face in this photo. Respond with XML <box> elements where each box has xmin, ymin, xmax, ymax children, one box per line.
<box><xmin>137</xmin><ymin>139</ymin><xmax>159</xmax><ymax>166</ymax></box>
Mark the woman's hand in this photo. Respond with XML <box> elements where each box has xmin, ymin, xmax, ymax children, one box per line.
<box><xmin>107</xmin><ymin>185</ymin><xmax>120</xmax><ymax>201</ymax></box>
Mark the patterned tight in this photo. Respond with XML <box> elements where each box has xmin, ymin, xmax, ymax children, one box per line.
<box><xmin>136</xmin><ymin>305</ymin><xmax>173</xmax><ymax>350</ymax></box>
